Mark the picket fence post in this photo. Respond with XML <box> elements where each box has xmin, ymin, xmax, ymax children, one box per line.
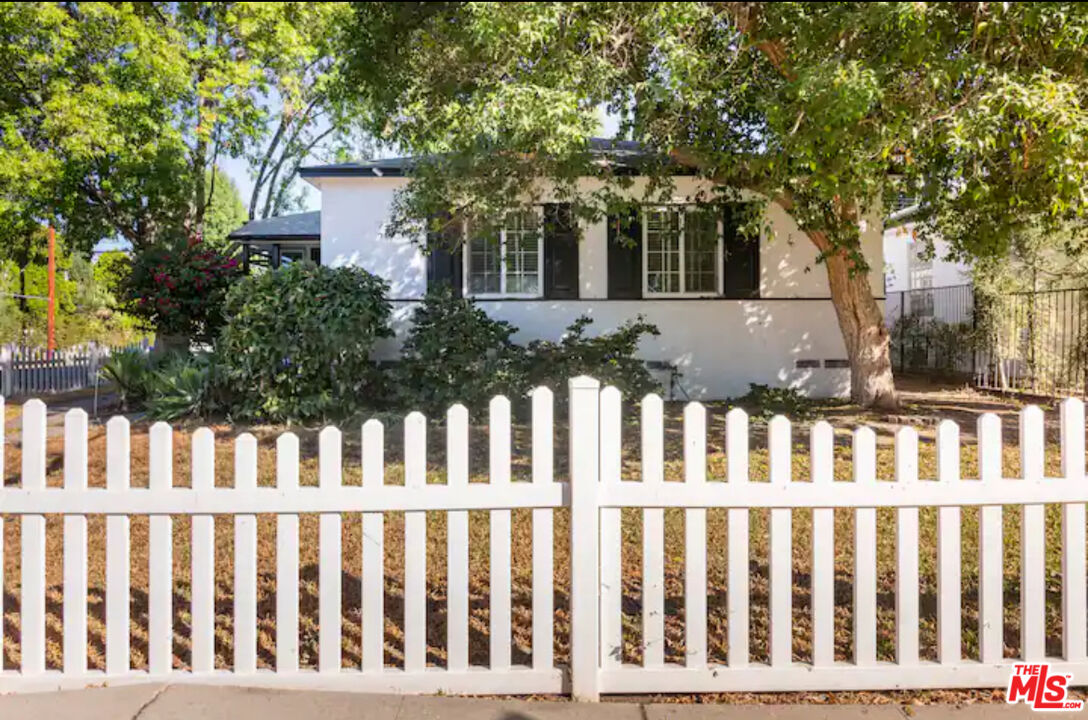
<box><xmin>568</xmin><ymin>376</ymin><xmax>601</xmax><ymax>701</ymax></box>
<box><xmin>1061</xmin><ymin>398</ymin><xmax>1087</xmax><ymax>661</ymax></box>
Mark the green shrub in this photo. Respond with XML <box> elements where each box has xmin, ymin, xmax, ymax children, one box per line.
<box><xmin>393</xmin><ymin>286</ymin><xmax>527</xmax><ymax>415</ymax></box>
<box><xmin>122</xmin><ymin>238</ymin><xmax>240</xmax><ymax>344</ymax></box>
<box><xmin>732</xmin><ymin>383</ymin><xmax>814</xmax><ymax>421</ymax></box>
<box><xmin>394</xmin><ymin>296</ymin><xmax>662</xmax><ymax>414</ymax></box>
<box><xmin>523</xmin><ymin>315</ymin><xmax>660</xmax><ymax>399</ymax></box>
<box><xmin>218</xmin><ymin>263</ymin><xmax>392</xmax><ymax>422</ymax></box>
<box><xmin>891</xmin><ymin>314</ymin><xmax>977</xmax><ymax>376</ymax></box>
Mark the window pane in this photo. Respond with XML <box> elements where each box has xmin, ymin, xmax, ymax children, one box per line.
<box><xmin>646</xmin><ymin>209</ymin><xmax>680</xmax><ymax>293</ymax></box>
<box><xmin>684</xmin><ymin>210</ymin><xmax>718</xmax><ymax>293</ymax></box>
<box><xmin>246</xmin><ymin>244</ymin><xmax>274</xmax><ymax>274</ymax></box>
<box><xmin>279</xmin><ymin>248</ymin><xmax>305</xmax><ymax>266</ymax></box>
<box><xmin>468</xmin><ymin>233</ymin><xmax>501</xmax><ymax>293</ymax></box>
<box><xmin>504</xmin><ymin>211</ymin><xmax>540</xmax><ymax>295</ymax></box>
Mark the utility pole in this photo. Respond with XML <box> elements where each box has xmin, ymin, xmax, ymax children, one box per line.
<box><xmin>47</xmin><ymin>225</ymin><xmax>56</xmax><ymax>355</ymax></box>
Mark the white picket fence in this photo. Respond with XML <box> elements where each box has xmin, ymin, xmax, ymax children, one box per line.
<box><xmin>0</xmin><ymin>378</ymin><xmax>1086</xmax><ymax>699</ymax></box>
<box><xmin>0</xmin><ymin>341</ymin><xmax>148</xmax><ymax>398</ymax></box>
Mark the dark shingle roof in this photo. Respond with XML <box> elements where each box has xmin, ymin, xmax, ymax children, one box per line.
<box><xmin>299</xmin><ymin>138</ymin><xmax>657</xmax><ymax>178</ymax></box>
<box><xmin>227</xmin><ymin>211</ymin><xmax>320</xmax><ymax>241</ymax></box>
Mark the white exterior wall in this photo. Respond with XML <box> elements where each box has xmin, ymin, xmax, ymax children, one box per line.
<box><xmin>883</xmin><ymin>222</ymin><xmax>970</xmax><ymax>293</ymax></box>
<box><xmin>321</xmin><ymin>177</ymin><xmax>429</xmax><ymax>298</ymax></box>
<box><xmin>313</xmin><ymin>175</ymin><xmax>885</xmax><ymax>400</ymax></box>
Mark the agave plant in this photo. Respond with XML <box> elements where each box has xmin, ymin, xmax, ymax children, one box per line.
<box><xmin>100</xmin><ymin>349</ymin><xmax>154</xmax><ymax>411</ymax></box>
<box><xmin>145</xmin><ymin>352</ymin><xmax>230</xmax><ymax>421</ymax></box>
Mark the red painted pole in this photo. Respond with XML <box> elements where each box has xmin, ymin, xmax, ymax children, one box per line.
<box><xmin>47</xmin><ymin>225</ymin><xmax>56</xmax><ymax>355</ymax></box>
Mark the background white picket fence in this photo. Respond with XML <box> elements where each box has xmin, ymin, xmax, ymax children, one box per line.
<box><xmin>0</xmin><ymin>341</ymin><xmax>149</xmax><ymax>398</ymax></box>
<box><xmin>0</xmin><ymin>378</ymin><xmax>1086</xmax><ymax>699</ymax></box>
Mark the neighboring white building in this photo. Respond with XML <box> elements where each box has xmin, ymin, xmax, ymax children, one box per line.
<box><xmin>231</xmin><ymin>144</ymin><xmax>886</xmax><ymax>400</ymax></box>
<box><xmin>882</xmin><ymin>204</ymin><xmax>973</xmax><ymax>328</ymax></box>
<box><xmin>883</xmin><ymin>204</ymin><xmax>970</xmax><ymax>294</ymax></box>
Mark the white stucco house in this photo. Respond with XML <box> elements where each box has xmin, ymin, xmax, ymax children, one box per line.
<box><xmin>882</xmin><ymin>201</ymin><xmax>970</xmax><ymax>295</ymax></box>
<box><xmin>228</xmin><ymin>141</ymin><xmax>886</xmax><ymax>400</ymax></box>
<box><xmin>882</xmin><ymin>201</ymin><xmax>973</xmax><ymax>329</ymax></box>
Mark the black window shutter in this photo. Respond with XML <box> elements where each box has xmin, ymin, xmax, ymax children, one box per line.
<box><xmin>543</xmin><ymin>203</ymin><xmax>579</xmax><ymax>299</ymax></box>
<box><xmin>426</xmin><ymin>213</ymin><xmax>462</xmax><ymax>297</ymax></box>
<box><xmin>607</xmin><ymin>209</ymin><xmax>642</xmax><ymax>299</ymax></box>
<box><xmin>723</xmin><ymin>203</ymin><xmax>760</xmax><ymax>299</ymax></box>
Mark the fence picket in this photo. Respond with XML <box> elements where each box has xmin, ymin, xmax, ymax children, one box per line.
<box><xmin>1020</xmin><ymin>406</ymin><xmax>1046</xmax><ymax>661</ymax></box>
<box><xmin>320</xmin><ymin>426</ymin><xmax>343</xmax><ymax>673</ymax></box>
<box><xmin>684</xmin><ymin>402</ymin><xmax>707</xmax><ymax>669</ymax></box>
<box><xmin>852</xmin><ymin>426</ymin><xmax>878</xmax><ymax>667</ymax></box>
<box><xmin>531</xmin><ymin>388</ymin><xmax>555</xmax><ymax>671</ymax></box>
<box><xmin>362</xmin><ymin>419</ymin><xmax>386</xmax><ymax>673</ymax></box>
<box><xmin>1061</xmin><ymin>398</ymin><xmax>1087</xmax><ymax>661</ymax></box>
<box><xmin>936</xmin><ymin>420</ymin><xmax>962</xmax><ymax>665</ymax></box>
<box><xmin>190</xmin><ymin>428</ymin><xmax>216</xmax><ymax>673</ymax></box>
<box><xmin>445</xmin><ymin>408</ymin><xmax>468</xmax><ymax>672</ymax></box>
<box><xmin>599</xmin><ymin>386</ymin><xmax>623</xmax><ymax>670</ymax></box>
<box><xmin>490</xmin><ymin>396</ymin><xmax>513</xmax><ymax>670</ymax></box>
<box><xmin>276</xmin><ymin>433</ymin><xmax>300</xmax><ymax>673</ymax></box>
<box><xmin>404</xmin><ymin>412</ymin><xmax>427</xmax><ymax>673</ymax></box>
<box><xmin>726</xmin><ymin>408</ymin><xmax>749</xmax><ymax>668</ymax></box>
<box><xmin>641</xmin><ymin>394</ymin><xmax>666</xmax><ymax>668</ymax></box>
<box><xmin>768</xmin><ymin>415</ymin><xmax>792</xmax><ymax>667</ymax></box>
<box><xmin>63</xmin><ymin>408</ymin><xmax>88</xmax><ymax>675</ymax></box>
<box><xmin>810</xmin><ymin>421</ymin><xmax>834</xmax><ymax>668</ymax></box>
<box><xmin>234</xmin><ymin>433</ymin><xmax>258</xmax><ymax>674</ymax></box>
<box><xmin>895</xmin><ymin>427</ymin><xmax>920</xmax><ymax>666</ymax></box>
<box><xmin>978</xmin><ymin>413</ymin><xmax>1004</xmax><ymax>664</ymax></box>
<box><xmin>148</xmin><ymin>422</ymin><xmax>174</xmax><ymax>675</ymax></box>
<box><xmin>20</xmin><ymin>400</ymin><xmax>46</xmax><ymax>676</ymax></box>
<box><xmin>106</xmin><ymin>415</ymin><xmax>131</xmax><ymax>676</ymax></box>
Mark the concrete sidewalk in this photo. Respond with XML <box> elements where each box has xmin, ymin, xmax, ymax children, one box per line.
<box><xmin>0</xmin><ymin>685</ymin><xmax>1044</xmax><ymax>720</ymax></box>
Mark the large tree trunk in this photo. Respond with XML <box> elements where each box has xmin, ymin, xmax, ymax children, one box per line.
<box><xmin>809</xmin><ymin>232</ymin><xmax>899</xmax><ymax>409</ymax></box>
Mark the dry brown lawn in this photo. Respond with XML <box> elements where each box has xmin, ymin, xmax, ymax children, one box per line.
<box><xmin>1</xmin><ymin>382</ymin><xmax>1085</xmax><ymax>704</ymax></box>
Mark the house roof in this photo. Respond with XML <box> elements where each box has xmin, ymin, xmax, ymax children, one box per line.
<box><xmin>227</xmin><ymin>211</ymin><xmax>320</xmax><ymax>242</ymax></box>
<box><xmin>299</xmin><ymin>138</ymin><xmax>657</xmax><ymax>179</ymax></box>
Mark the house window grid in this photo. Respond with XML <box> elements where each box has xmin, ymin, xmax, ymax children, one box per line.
<box><xmin>243</xmin><ymin>241</ymin><xmax>320</xmax><ymax>272</ymax></box>
<box><xmin>642</xmin><ymin>206</ymin><xmax>723</xmax><ymax>298</ymax></box>
<box><xmin>463</xmin><ymin>208</ymin><xmax>545</xmax><ymax>299</ymax></box>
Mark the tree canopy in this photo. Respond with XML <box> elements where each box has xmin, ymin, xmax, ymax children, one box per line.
<box><xmin>203</xmin><ymin>168</ymin><xmax>248</xmax><ymax>249</ymax></box>
<box><xmin>0</xmin><ymin>2</ymin><xmax>359</xmax><ymax>254</ymax></box>
<box><xmin>341</xmin><ymin>2</ymin><xmax>1088</xmax><ymax>406</ymax></box>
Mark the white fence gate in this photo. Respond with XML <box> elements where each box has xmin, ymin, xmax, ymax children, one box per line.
<box><xmin>0</xmin><ymin>378</ymin><xmax>1086</xmax><ymax>699</ymax></box>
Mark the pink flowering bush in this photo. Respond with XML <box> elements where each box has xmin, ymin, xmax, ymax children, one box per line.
<box><xmin>123</xmin><ymin>236</ymin><xmax>241</xmax><ymax>342</ymax></box>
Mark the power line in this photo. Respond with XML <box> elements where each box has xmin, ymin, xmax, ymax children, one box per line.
<box><xmin>1</xmin><ymin>292</ymin><xmax>49</xmax><ymax>300</ymax></box>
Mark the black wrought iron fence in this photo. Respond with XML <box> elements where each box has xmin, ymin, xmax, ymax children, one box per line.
<box><xmin>885</xmin><ymin>284</ymin><xmax>1088</xmax><ymax>397</ymax></box>
<box><xmin>973</xmin><ymin>287</ymin><xmax>1088</xmax><ymax>398</ymax></box>
<box><xmin>885</xmin><ymin>284</ymin><xmax>977</xmax><ymax>378</ymax></box>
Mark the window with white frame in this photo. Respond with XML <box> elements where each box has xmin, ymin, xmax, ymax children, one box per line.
<box><xmin>644</xmin><ymin>207</ymin><xmax>720</xmax><ymax>296</ymax></box>
<box><xmin>464</xmin><ymin>210</ymin><xmax>543</xmax><ymax>297</ymax></box>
